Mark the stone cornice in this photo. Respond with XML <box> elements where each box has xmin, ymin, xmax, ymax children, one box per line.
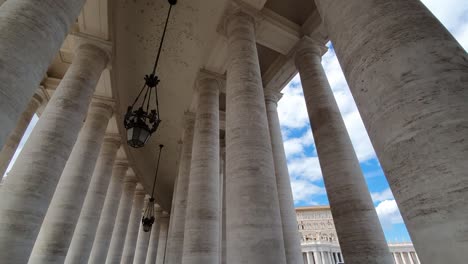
<box><xmin>264</xmin><ymin>89</ymin><xmax>283</xmax><ymax>104</ymax></box>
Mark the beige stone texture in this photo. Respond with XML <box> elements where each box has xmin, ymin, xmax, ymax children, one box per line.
<box><xmin>0</xmin><ymin>0</ymin><xmax>86</xmax><ymax>150</ymax></box>
<box><xmin>64</xmin><ymin>136</ymin><xmax>121</xmax><ymax>264</ymax></box>
<box><xmin>133</xmin><ymin>220</ymin><xmax>151</xmax><ymax>264</ymax></box>
<box><xmin>145</xmin><ymin>206</ymin><xmax>162</xmax><ymax>264</ymax></box>
<box><xmin>0</xmin><ymin>43</ymin><xmax>108</xmax><ymax>264</ymax></box>
<box><xmin>182</xmin><ymin>76</ymin><xmax>220</xmax><ymax>264</ymax></box>
<box><xmin>29</xmin><ymin>101</ymin><xmax>114</xmax><ymax>264</ymax></box>
<box><xmin>121</xmin><ymin>188</ymin><xmax>146</xmax><ymax>264</ymax></box>
<box><xmin>225</xmin><ymin>10</ymin><xmax>287</xmax><ymax>264</ymax></box>
<box><xmin>314</xmin><ymin>1</ymin><xmax>468</xmax><ymax>263</ymax></box>
<box><xmin>155</xmin><ymin>213</ymin><xmax>169</xmax><ymax>264</ymax></box>
<box><xmin>88</xmin><ymin>161</ymin><xmax>129</xmax><ymax>264</ymax></box>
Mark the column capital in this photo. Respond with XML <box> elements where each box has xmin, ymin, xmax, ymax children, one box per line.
<box><xmin>219</xmin><ymin>2</ymin><xmax>258</xmax><ymax>37</ymax></box>
<box><xmin>264</xmin><ymin>89</ymin><xmax>283</xmax><ymax>105</ymax></box>
<box><xmin>196</xmin><ymin>69</ymin><xmax>225</xmax><ymax>92</ymax></box>
<box><xmin>103</xmin><ymin>133</ymin><xmax>122</xmax><ymax>146</ymax></box>
<box><xmin>124</xmin><ymin>172</ymin><xmax>138</xmax><ymax>184</ymax></box>
<box><xmin>135</xmin><ymin>183</ymin><xmax>146</xmax><ymax>196</ymax></box>
<box><xmin>114</xmin><ymin>159</ymin><xmax>129</xmax><ymax>170</ymax></box>
<box><xmin>72</xmin><ymin>33</ymin><xmax>113</xmax><ymax>68</ymax></box>
<box><xmin>88</xmin><ymin>97</ymin><xmax>115</xmax><ymax>116</ymax></box>
<box><xmin>293</xmin><ymin>36</ymin><xmax>328</xmax><ymax>65</ymax></box>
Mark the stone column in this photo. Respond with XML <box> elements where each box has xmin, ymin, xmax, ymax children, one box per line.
<box><xmin>220</xmin><ymin>144</ymin><xmax>226</xmax><ymax>264</ymax></box>
<box><xmin>164</xmin><ymin>112</ymin><xmax>195</xmax><ymax>264</ymax></box>
<box><xmin>0</xmin><ymin>0</ymin><xmax>86</xmax><ymax>149</ymax></box>
<box><xmin>155</xmin><ymin>213</ymin><xmax>169</xmax><ymax>264</ymax></box>
<box><xmin>64</xmin><ymin>135</ymin><xmax>121</xmax><ymax>264</ymax></box>
<box><xmin>29</xmin><ymin>100</ymin><xmax>114</xmax><ymax>264</ymax></box>
<box><xmin>145</xmin><ymin>206</ymin><xmax>162</xmax><ymax>264</ymax></box>
<box><xmin>295</xmin><ymin>37</ymin><xmax>392</xmax><ymax>264</ymax></box>
<box><xmin>88</xmin><ymin>161</ymin><xmax>128</xmax><ymax>264</ymax></box>
<box><xmin>120</xmin><ymin>188</ymin><xmax>146</xmax><ymax>264</ymax></box>
<box><xmin>133</xmin><ymin>217</ymin><xmax>151</xmax><ymax>264</ymax></box>
<box><xmin>313</xmin><ymin>0</ymin><xmax>468</xmax><ymax>262</ymax></box>
<box><xmin>265</xmin><ymin>89</ymin><xmax>303</xmax><ymax>264</ymax></box>
<box><xmin>306</xmin><ymin>252</ymin><xmax>312</xmax><ymax>264</ymax></box>
<box><xmin>0</xmin><ymin>42</ymin><xmax>110</xmax><ymax>264</ymax></box>
<box><xmin>313</xmin><ymin>252</ymin><xmax>321</xmax><ymax>264</ymax></box>
<box><xmin>0</xmin><ymin>92</ymin><xmax>43</xmax><ymax>179</ymax></box>
<box><xmin>182</xmin><ymin>73</ymin><xmax>220</xmax><ymax>264</ymax></box>
<box><xmin>105</xmin><ymin>180</ymin><xmax>139</xmax><ymax>264</ymax></box>
<box><xmin>225</xmin><ymin>10</ymin><xmax>286</xmax><ymax>263</ymax></box>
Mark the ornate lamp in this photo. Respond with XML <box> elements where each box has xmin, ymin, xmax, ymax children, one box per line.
<box><xmin>124</xmin><ymin>0</ymin><xmax>177</xmax><ymax>148</ymax></box>
<box><xmin>142</xmin><ymin>144</ymin><xmax>164</xmax><ymax>232</ymax></box>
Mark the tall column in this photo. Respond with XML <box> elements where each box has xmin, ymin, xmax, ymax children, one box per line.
<box><xmin>29</xmin><ymin>100</ymin><xmax>114</xmax><ymax>264</ymax></box>
<box><xmin>165</xmin><ymin>112</ymin><xmax>195</xmax><ymax>264</ymax></box>
<box><xmin>182</xmin><ymin>73</ymin><xmax>220</xmax><ymax>264</ymax></box>
<box><xmin>313</xmin><ymin>0</ymin><xmax>468</xmax><ymax>262</ymax></box>
<box><xmin>155</xmin><ymin>213</ymin><xmax>169</xmax><ymax>264</ymax></box>
<box><xmin>220</xmin><ymin>144</ymin><xmax>226</xmax><ymax>264</ymax></box>
<box><xmin>0</xmin><ymin>92</ymin><xmax>43</xmax><ymax>179</ymax></box>
<box><xmin>0</xmin><ymin>42</ymin><xmax>110</xmax><ymax>264</ymax></box>
<box><xmin>145</xmin><ymin>206</ymin><xmax>162</xmax><ymax>264</ymax></box>
<box><xmin>105</xmin><ymin>180</ymin><xmax>139</xmax><ymax>264</ymax></box>
<box><xmin>306</xmin><ymin>252</ymin><xmax>312</xmax><ymax>264</ymax></box>
<box><xmin>265</xmin><ymin>89</ymin><xmax>303</xmax><ymax>264</ymax></box>
<box><xmin>133</xmin><ymin>218</ymin><xmax>151</xmax><ymax>264</ymax></box>
<box><xmin>64</xmin><ymin>135</ymin><xmax>121</xmax><ymax>264</ymax></box>
<box><xmin>0</xmin><ymin>0</ymin><xmax>86</xmax><ymax>149</ymax></box>
<box><xmin>121</xmin><ymin>188</ymin><xmax>146</xmax><ymax>264</ymax></box>
<box><xmin>225</xmin><ymin>10</ymin><xmax>286</xmax><ymax>263</ymax></box>
<box><xmin>88</xmin><ymin>161</ymin><xmax>128</xmax><ymax>264</ymax></box>
<box><xmin>295</xmin><ymin>37</ymin><xmax>392</xmax><ymax>264</ymax></box>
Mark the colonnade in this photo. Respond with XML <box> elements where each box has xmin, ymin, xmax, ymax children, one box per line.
<box><xmin>0</xmin><ymin>0</ymin><xmax>466</xmax><ymax>264</ymax></box>
<box><xmin>303</xmin><ymin>251</ymin><xmax>344</xmax><ymax>264</ymax></box>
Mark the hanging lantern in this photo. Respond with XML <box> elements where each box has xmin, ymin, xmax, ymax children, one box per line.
<box><xmin>124</xmin><ymin>0</ymin><xmax>177</xmax><ymax>148</ymax></box>
<box><xmin>141</xmin><ymin>144</ymin><xmax>164</xmax><ymax>232</ymax></box>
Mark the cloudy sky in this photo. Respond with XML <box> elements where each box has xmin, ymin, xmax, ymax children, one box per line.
<box><xmin>278</xmin><ymin>0</ymin><xmax>468</xmax><ymax>242</ymax></box>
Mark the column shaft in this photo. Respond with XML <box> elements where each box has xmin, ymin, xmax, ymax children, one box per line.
<box><xmin>29</xmin><ymin>101</ymin><xmax>113</xmax><ymax>264</ymax></box>
<box><xmin>314</xmin><ymin>0</ymin><xmax>468</xmax><ymax>262</ymax></box>
<box><xmin>121</xmin><ymin>188</ymin><xmax>146</xmax><ymax>264</ymax></box>
<box><xmin>145</xmin><ymin>208</ymin><xmax>161</xmax><ymax>264</ymax></box>
<box><xmin>105</xmin><ymin>178</ymin><xmax>138</xmax><ymax>264</ymax></box>
<box><xmin>165</xmin><ymin>112</ymin><xmax>195</xmax><ymax>264</ymax></box>
<box><xmin>155</xmin><ymin>215</ymin><xmax>169</xmax><ymax>264</ymax></box>
<box><xmin>88</xmin><ymin>161</ymin><xmax>129</xmax><ymax>264</ymax></box>
<box><xmin>64</xmin><ymin>136</ymin><xmax>121</xmax><ymax>264</ymax></box>
<box><xmin>225</xmin><ymin>10</ymin><xmax>286</xmax><ymax>263</ymax></box>
<box><xmin>182</xmin><ymin>75</ymin><xmax>220</xmax><ymax>263</ymax></box>
<box><xmin>265</xmin><ymin>90</ymin><xmax>303</xmax><ymax>264</ymax></box>
<box><xmin>133</xmin><ymin>220</ymin><xmax>151</xmax><ymax>264</ymax></box>
<box><xmin>0</xmin><ymin>0</ymin><xmax>86</xmax><ymax>149</ymax></box>
<box><xmin>0</xmin><ymin>43</ymin><xmax>109</xmax><ymax>264</ymax></box>
<box><xmin>295</xmin><ymin>38</ymin><xmax>392</xmax><ymax>264</ymax></box>
<box><xmin>0</xmin><ymin>93</ymin><xmax>42</xmax><ymax>178</ymax></box>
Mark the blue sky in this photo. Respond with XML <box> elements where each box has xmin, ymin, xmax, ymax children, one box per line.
<box><xmin>278</xmin><ymin>0</ymin><xmax>468</xmax><ymax>242</ymax></box>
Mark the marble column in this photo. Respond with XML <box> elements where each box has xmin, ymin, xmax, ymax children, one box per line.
<box><xmin>313</xmin><ymin>0</ymin><xmax>468</xmax><ymax>262</ymax></box>
<box><xmin>295</xmin><ymin>37</ymin><xmax>392</xmax><ymax>264</ymax></box>
<box><xmin>133</xmin><ymin>218</ymin><xmax>151</xmax><ymax>264</ymax></box>
<box><xmin>105</xmin><ymin>180</ymin><xmax>139</xmax><ymax>264</ymax></box>
<box><xmin>29</xmin><ymin>100</ymin><xmax>114</xmax><ymax>264</ymax></box>
<box><xmin>0</xmin><ymin>42</ymin><xmax>110</xmax><ymax>264</ymax></box>
<box><xmin>87</xmin><ymin>161</ymin><xmax>128</xmax><ymax>264</ymax></box>
<box><xmin>225</xmin><ymin>10</ymin><xmax>286</xmax><ymax>263</ymax></box>
<box><xmin>0</xmin><ymin>92</ymin><xmax>43</xmax><ymax>179</ymax></box>
<box><xmin>306</xmin><ymin>252</ymin><xmax>312</xmax><ymax>264</ymax></box>
<box><xmin>155</xmin><ymin>213</ymin><xmax>169</xmax><ymax>264</ymax></box>
<box><xmin>164</xmin><ymin>112</ymin><xmax>195</xmax><ymax>264</ymax></box>
<box><xmin>182</xmin><ymin>73</ymin><xmax>220</xmax><ymax>264</ymax></box>
<box><xmin>121</xmin><ymin>188</ymin><xmax>146</xmax><ymax>264</ymax></box>
<box><xmin>0</xmin><ymin>0</ymin><xmax>86</xmax><ymax>149</ymax></box>
<box><xmin>313</xmin><ymin>252</ymin><xmax>320</xmax><ymax>264</ymax></box>
<box><xmin>220</xmin><ymin>144</ymin><xmax>226</xmax><ymax>264</ymax></box>
<box><xmin>265</xmin><ymin>89</ymin><xmax>303</xmax><ymax>264</ymax></box>
<box><xmin>64</xmin><ymin>135</ymin><xmax>121</xmax><ymax>264</ymax></box>
<box><xmin>145</xmin><ymin>206</ymin><xmax>162</xmax><ymax>264</ymax></box>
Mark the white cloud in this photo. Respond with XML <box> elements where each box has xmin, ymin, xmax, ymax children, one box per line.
<box><xmin>375</xmin><ymin>200</ymin><xmax>404</xmax><ymax>228</ymax></box>
<box><xmin>277</xmin><ymin>75</ymin><xmax>309</xmax><ymax>130</ymax></box>
<box><xmin>371</xmin><ymin>188</ymin><xmax>394</xmax><ymax>203</ymax></box>
<box><xmin>288</xmin><ymin>156</ymin><xmax>322</xmax><ymax>182</ymax></box>
<box><xmin>290</xmin><ymin>179</ymin><xmax>325</xmax><ymax>204</ymax></box>
<box><xmin>282</xmin><ymin>128</ymin><xmax>314</xmax><ymax>159</ymax></box>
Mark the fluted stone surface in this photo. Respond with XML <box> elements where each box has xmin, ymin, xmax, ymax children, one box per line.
<box><xmin>0</xmin><ymin>93</ymin><xmax>42</xmax><ymax>179</ymax></box>
<box><xmin>0</xmin><ymin>0</ymin><xmax>86</xmax><ymax>150</ymax></box>
<box><xmin>155</xmin><ymin>214</ymin><xmax>169</xmax><ymax>264</ymax></box>
<box><xmin>145</xmin><ymin>207</ymin><xmax>162</xmax><ymax>264</ymax></box>
<box><xmin>225</xmin><ymin>10</ymin><xmax>287</xmax><ymax>264</ymax></box>
<box><xmin>165</xmin><ymin>112</ymin><xmax>195</xmax><ymax>264</ymax></box>
<box><xmin>29</xmin><ymin>101</ymin><xmax>114</xmax><ymax>264</ymax></box>
<box><xmin>313</xmin><ymin>0</ymin><xmax>468</xmax><ymax>262</ymax></box>
<box><xmin>121</xmin><ymin>188</ymin><xmax>146</xmax><ymax>264</ymax></box>
<box><xmin>182</xmin><ymin>76</ymin><xmax>220</xmax><ymax>264</ymax></box>
<box><xmin>105</xmin><ymin>178</ymin><xmax>138</xmax><ymax>264</ymax></box>
<box><xmin>265</xmin><ymin>90</ymin><xmax>303</xmax><ymax>264</ymax></box>
<box><xmin>133</xmin><ymin>220</ymin><xmax>151</xmax><ymax>264</ymax></box>
<box><xmin>64</xmin><ymin>136</ymin><xmax>121</xmax><ymax>264</ymax></box>
<box><xmin>295</xmin><ymin>38</ymin><xmax>392</xmax><ymax>264</ymax></box>
<box><xmin>0</xmin><ymin>43</ymin><xmax>109</xmax><ymax>264</ymax></box>
<box><xmin>88</xmin><ymin>161</ymin><xmax>129</xmax><ymax>264</ymax></box>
